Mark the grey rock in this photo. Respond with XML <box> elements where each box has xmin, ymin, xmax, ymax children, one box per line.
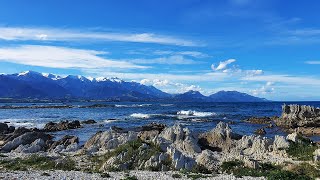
<box><xmin>13</xmin><ymin>138</ymin><xmax>45</xmax><ymax>153</ymax></box>
<box><xmin>276</xmin><ymin>104</ymin><xmax>320</xmax><ymax>128</ymax></box>
<box><xmin>286</xmin><ymin>132</ymin><xmax>298</xmax><ymax>142</ymax></box>
<box><xmin>1</xmin><ymin>132</ymin><xmax>51</xmax><ymax>152</ymax></box>
<box><xmin>44</xmin><ymin>120</ymin><xmax>81</xmax><ymax>132</ymax></box>
<box><xmin>84</xmin><ymin>130</ymin><xmax>138</xmax><ymax>152</ymax></box>
<box><xmin>273</xmin><ymin>135</ymin><xmax>289</xmax><ymax>150</ymax></box>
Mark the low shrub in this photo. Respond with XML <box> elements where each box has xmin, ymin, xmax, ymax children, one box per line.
<box><xmin>220</xmin><ymin>160</ymin><xmax>313</xmax><ymax>180</ymax></box>
<box><xmin>286</xmin><ymin>134</ymin><xmax>317</xmax><ymax>161</ymax></box>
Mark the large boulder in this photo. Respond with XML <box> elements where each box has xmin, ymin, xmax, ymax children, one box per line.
<box><xmin>43</xmin><ymin>120</ymin><xmax>81</xmax><ymax>132</ymax></box>
<box><xmin>167</xmin><ymin>146</ymin><xmax>196</xmax><ymax>170</ymax></box>
<box><xmin>286</xmin><ymin>132</ymin><xmax>298</xmax><ymax>142</ymax></box>
<box><xmin>314</xmin><ymin>149</ymin><xmax>320</xmax><ymax>162</ymax></box>
<box><xmin>273</xmin><ymin>135</ymin><xmax>290</xmax><ymax>150</ymax></box>
<box><xmin>81</xmin><ymin>119</ymin><xmax>97</xmax><ymax>124</ymax></box>
<box><xmin>198</xmin><ymin>122</ymin><xmax>241</xmax><ymax>152</ymax></box>
<box><xmin>1</xmin><ymin>132</ymin><xmax>51</xmax><ymax>152</ymax></box>
<box><xmin>48</xmin><ymin>135</ymin><xmax>79</xmax><ymax>151</ymax></box>
<box><xmin>84</xmin><ymin>130</ymin><xmax>138</xmax><ymax>153</ymax></box>
<box><xmin>13</xmin><ymin>138</ymin><xmax>46</xmax><ymax>153</ymax></box>
<box><xmin>156</xmin><ymin>124</ymin><xmax>201</xmax><ymax>155</ymax></box>
<box><xmin>0</xmin><ymin>123</ymin><xmax>9</xmax><ymax>134</ymax></box>
<box><xmin>196</xmin><ymin>150</ymin><xmax>220</xmax><ymax>171</ymax></box>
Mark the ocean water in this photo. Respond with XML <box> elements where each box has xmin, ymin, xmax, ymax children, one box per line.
<box><xmin>0</xmin><ymin>101</ymin><xmax>320</xmax><ymax>144</ymax></box>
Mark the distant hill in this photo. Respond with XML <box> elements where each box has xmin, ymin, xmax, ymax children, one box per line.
<box><xmin>209</xmin><ymin>90</ymin><xmax>268</xmax><ymax>102</ymax></box>
<box><xmin>0</xmin><ymin>71</ymin><xmax>268</xmax><ymax>102</ymax></box>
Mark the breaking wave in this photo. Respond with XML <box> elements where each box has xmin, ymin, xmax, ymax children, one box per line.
<box><xmin>176</xmin><ymin>110</ymin><xmax>216</xmax><ymax>118</ymax></box>
<box><xmin>130</xmin><ymin>113</ymin><xmax>151</xmax><ymax>119</ymax></box>
<box><xmin>115</xmin><ymin>104</ymin><xmax>152</xmax><ymax>108</ymax></box>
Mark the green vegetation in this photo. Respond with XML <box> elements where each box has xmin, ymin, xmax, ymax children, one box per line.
<box><xmin>191</xmin><ymin>164</ymin><xmax>212</xmax><ymax>174</ymax></box>
<box><xmin>0</xmin><ymin>154</ymin><xmax>77</xmax><ymax>171</ymax></box>
<box><xmin>186</xmin><ymin>173</ymin><xmax>211</xmax><ymax>180</ymax></box>
<box><xmin>179</xmin><ymin>166</ymin><xmax>213</xmax><ymax>179</ymax></box>
<box><xmin>171</xmin><ymin>173</ymin><xmax>182</xmax><ymax>178</ymax></box>
<box><xmin>286</xmin><ymin>135</ymin><xmax>317</xmax><ymax>161</ymax></box>
<box><xmin>220</xmin><ymin>160</ymin><xmax>313</xmax><ymax>180</ymax></box>
<box><xmin>292</xmin><ymin>163</ymin><xmax>320</xmax><ymax>179</ymax></box>
<box><xmin>121</xmin><ymin>173</ymin><xmax>138</xmax><ymax>180</ymax></box>
<box><xmin>91</xmin><ymin>139</ymin><xmax>163</xmax><ymax>172</ymax></box>
<box><xmin>100</xmin><ymin>172</ymin><xmax>111</xmax><ymax>178</ymax></box>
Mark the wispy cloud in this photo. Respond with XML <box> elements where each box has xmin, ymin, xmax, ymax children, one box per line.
<box><xmin>211</xmin><ymin>59</ymin><xmax>236</xmax><ymax>71</ymax></box>
<box><xmin>153</xmin><ymin>50</ymin><xmax>209</xmax><ymax>58</ymax></box>
<box><xmin>250</xmin><ymin>81</ymin><xmax>275</xmax><ymax>95</ymax></box>
<box><xmin>305</xmin><ymin>61</ymin><xmax>320</xmax><ymax>65</ymax></box>
<box><xmin>242</xmin><ymin>74</ymin><xmax>320</xmax><ymax>86</ymax></box>
<box><xmin>140</xmin><ymin>78</ymin><xmax>202</xmax><ymax>93</ymax></box>
<box><xmin>129</xmin><ymin>55</ymin><xmax>197</xmax><ymax>65</ymax></box>
<box><xmin>0</xmin><ymin>27</ymin><xmax>199</xmax><ymax>46</ymax></box>
<box><xmin>0</xmin><ymin>45</ymin><xmax>147</xmax><ymax>69</ymax></box>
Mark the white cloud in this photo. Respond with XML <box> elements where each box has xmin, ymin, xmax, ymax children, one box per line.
<box><xmin>0</xmin><ymin>45</ymin><xmax>147</xmax><ymax>69</ymax></box>
<box><xmin>250</xmin><ymin>81</ymin><xmax>275</xmax><ymax>95</ymax></box>
<box><xmin>180</xmin><ymin>84</ymin><xmax>202</xmax><ymax>92</ymax></box>
<box><xmin>153</xmin><ymin>50</ymin><xmax>209</xmax><ymax>58</ymax></box>
<box><xmin>130</xmin><ymin>55</ymin><xmax>196</xmax><ymax>64</ymax></box>
<box><xmin>139</xmin><ymin>78</ymin><xmax>202</xmax><ymax>93</ymax></box>
<box><xmin>0</xmin><ymin>27</ymin><xmax>199</xmax><ymax>46</ymax></box>
<box><xmin>140</xmin><ymin>79</ymin><xmax>170</xmax><ymax>86</ymax></box>
<box><xmin>305</xmin><ymin>61</ymin><xmax>320</xmax><ymax>65</ymax></box>
<box><xmin>242</xmin><ymin>74</ymin><xmax>320</xmax><ymax>86</ymax></box>
<box><xmin>211</xmin><ymin>59</ymin><xmax>236</xmax><ymax>71</ymax></box>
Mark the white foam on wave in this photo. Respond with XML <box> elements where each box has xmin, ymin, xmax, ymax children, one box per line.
<box><xmin>104</xmin><ymin>119</ymin><xmax>120</xmax><ymax>123</ymax></box>
<box><xmin>130</xmin><ymin>113</ymin><xmax>151</xmax><ymax>119</ymax></box>
<box><xmin>115</xmin><ymin>104</ymin><xmax>152</xmax><ymax>108</ymax></box>
<box><xmin>160</xmin><ymin>104</ymin><xmax>174</xmax><ymax>107</ymax></box>
<box><xmin>0</xmin><ymin>118</ymin><xmax>46</xmax><ymax>129</ymax></box>
<box><xmin>176</xmin><ymin>110</ymin><xmax>216</xmax><ymax>118</ymax></box>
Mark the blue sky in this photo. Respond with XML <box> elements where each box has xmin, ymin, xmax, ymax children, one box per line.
<box><xmin>0</xmin><ymin>0</ymin><xmax>320</xmax><ymax>101</ymax></box>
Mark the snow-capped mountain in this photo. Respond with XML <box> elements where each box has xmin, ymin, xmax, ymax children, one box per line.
<box><xmin>0</xmin><ymin>71</ymin><xmax>268</xmax><ymax>102</ymax></box>
<box><xmin>0</xmin><ymin>71</ymin><xmax>170</xmax><ymax>100</ymax></box>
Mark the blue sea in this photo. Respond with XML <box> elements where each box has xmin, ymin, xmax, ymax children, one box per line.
<box><xmin>1</xmin><ymin>101</ymin><xmax>320</xmax><ymax>144</ymax></box>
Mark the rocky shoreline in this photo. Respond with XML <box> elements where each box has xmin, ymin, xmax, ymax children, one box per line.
<box><xmin>0</xmin><ymin>104</ymin><xmax>320</xmax><ymax>179</ymax></box>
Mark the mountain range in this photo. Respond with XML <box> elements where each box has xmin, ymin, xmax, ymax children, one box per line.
<box><xmin>0</xmin><ymin>71</ymin><xmax>268</xmax><ymax>102</ymax></box>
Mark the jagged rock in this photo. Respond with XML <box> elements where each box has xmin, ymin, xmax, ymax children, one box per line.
<box><xmin>286</xmin><ymin>132</ymin><xmax>298</xmax><ymax>142</ymax></box>
<box><xmin>273</xmin><ymin>135</ymin><xmax>289</xmax><ymax>150</ymax></box>
<box><xmin>138</xmin><ymin>130</ymin><xmax>159</xmax><ymax>142</ymax></box>
<box><xmin>198</xmin><ymin>122</ymin><xmax>241</xmax><ymax>152</ymax></box>
<box><xmin>13</xmin><ymin>138</ymin><xmax>45</xmax><ymax>153</ymax></box>
<box><xmin>236</xmin><ymin>135</ymin><xmax>273</xmax><ymax>157</ymax></box>
<box><xmin>81</xmin><ymin>119</ymin><xmax>97</xmax><ymax>124</ymax></box>
<box><xmin>254</xmin><ymin>128</ymin><xmax>266</xmax><ymax>135</ymax></box>
<box><xmin>244</xmin><ymin>117</ymin><xmax>275</xmax><ymax>124</ymax></box>
<box><xmin>313</xmin><ymin>149</ymin><xmax>320</xmax><ymax>161</ymax></box>
<box><xmin>0</xmin><ymin>127</ymin><xmax>32</xmax><ymax>146</ymax></box>
<box><xmin>144</xmin><ymin>152</ymin><xmax>169</xmax><ymax>170</ymax></box>
<box><xmin>1</xmin><ymin>132</ymin><xmax>51</xmax><ymax>152</ymax></box>
<box><xmin>157</xmin><ymin>124</ymin><xmax>201</xmax><ymax>155</ymax></box>
<box><xmin>275</xmin><ymin>104</ymin><xmax>320</xmax><ymax>128</ymax></box>
<box><xmin>49</xmin><ymin>135</ymin><xmax>79</xmax><ymax>151</ymax></box>
<box><xmin>84</xmin><ymin>130</ymin><xmax>138</xmax><ymax>152</ymax></box>
<box><xmin>243</xmin><ymin>157</ymin><xmax>259</xmax><ymax>169</ymax></box>
<box><xmin>0</xmin><ymin>123</ymin><xmax>8</xmax><ymax>134</ymax></box>
<box><xmin>43</xmin><ymin>120</ymin><xmax>81</xmax><ymax>132</ymax></box>
<box><xmin>111</xmin><ymin>123</ymin><xmax>166</xmax><ymax>133</ymax></box>
<box><xmin>196</xmin><ymin>150</ymin><xmax>220</xmax><ymax>171</ymax></box>
<box><xmin>167</xmin><ymin>146</ymin><xmax>196</xmax><ymax>170</ymax></box>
